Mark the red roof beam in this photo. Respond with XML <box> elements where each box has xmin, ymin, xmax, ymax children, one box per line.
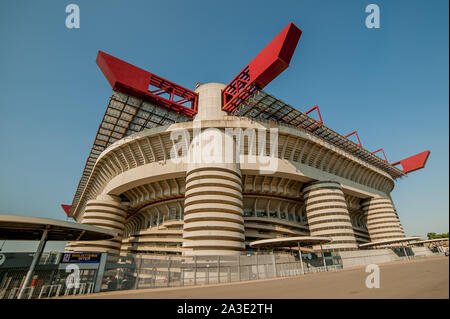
<box><xmin>391</xmin><ymin>150</ymin><xmax>430</xmax><ymax>174</ymax></box>
<box><xmin>96</xmin><ymin>51</ymin><xmax>198</xmax><ymax>117</ymax></box>
<box><xmin>222</xmin><ymin>22</ymin><xmax>302</xmax><ymax>112</ymax></box>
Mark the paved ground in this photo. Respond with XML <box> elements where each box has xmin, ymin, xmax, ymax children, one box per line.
<box><xmin>66</xmin><ymin>256</ymin><xmax>449</xmax><ymax>299</ymax></box>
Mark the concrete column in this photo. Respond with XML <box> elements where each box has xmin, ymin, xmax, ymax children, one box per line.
<box><xmin>361</xmin><ymin>196</ymin><xmax>405</xmax><ymax>242</ymax></box>
<box><xmin>68</xmin><ymin>194</ymin><xmax>127</xmax><ymax>255</ymax></box>
<box><xmin>303</xmin><ymin>181</ymin><xmax>358</xmax><ymax>251</ymax></box>
<box><xmin>18</xmin><ymin>228</ymin><xmax>48</xmax><ymax>299</ymax></box>
<box><xmin>298</xmin><ymin>242</ymin><xmax>304</xmax><ymax>275</ymax></box>
<box><xmin>182</xmin><ymin>83</ymin><xmax>245</xmax><ymax>256</ymax></box>
<box><xmin>320</xmin><ymin>244</ymin><xmax>328</xmax><ymax>272</ymax></box>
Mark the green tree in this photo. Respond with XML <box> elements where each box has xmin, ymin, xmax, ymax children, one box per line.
<box><xmin>427</xmin><ymin>232</ymin><xmax>449</xmax><ymax>239</ymax></box>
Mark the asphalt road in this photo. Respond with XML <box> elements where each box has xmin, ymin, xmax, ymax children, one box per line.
<box><xmin>67</xmin><ymin>256</ymin><xmax>449</xmax><ymax>299</ymax></box>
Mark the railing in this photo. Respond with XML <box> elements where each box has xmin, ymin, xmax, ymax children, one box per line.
<box><xmin>0</xmin><ymin>267</ymin><xmax>97</xmax><ymax>299</ymax></box>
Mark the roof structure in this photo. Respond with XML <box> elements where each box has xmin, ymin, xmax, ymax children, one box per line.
<box><xmin>409</xmin><ymin>238</ymin><xmax>449</xmax><ymax>245</ymax></box>
<box><xmin>69</xmin><ymin>90</ymin><xmax>190</xmax><ymax>216</ymax></box>
<box><xmin>0</xmin><ymin>214</ymin><xmax>117</xmax><ymax>241</ymax></box>
<box><xmin>69</xmin><ymin>87</ymin><xmax>407</xmax><ymax>216</ymax></box>
<box><xmin>232</xmin><ymin>90</ymin><xmax>407</xmax><ymax>179</ymax></box>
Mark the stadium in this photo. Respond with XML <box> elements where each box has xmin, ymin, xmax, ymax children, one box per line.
<box><xmin>64</xmin><ymin>22</ymin><xmax>430</xmax><ymax>258</ymax></box>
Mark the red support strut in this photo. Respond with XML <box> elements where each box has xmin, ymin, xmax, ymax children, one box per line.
<box><xmin>305</xmin><ymin>105</ymin><xmax>323</xmax><ymax>124</ymax></box>
<box><xmin>372</xmin><ymin>148</ymin><xmax>388</xmax><ymax>162</ymax></box>
<box><xmin>344</xmin><ymin>131</ymin><xmax>362</xmax><ymax>147</ymax></box>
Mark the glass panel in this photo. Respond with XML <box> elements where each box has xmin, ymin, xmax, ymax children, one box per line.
<box><xmin>243</xmin><ymin>210</ymin><xmax>254</xmax><ymax>217</ymax></box>
<box><xmin>256</xmin><ymin>211</ymin><xmax>267</xmax><ymax>217</ymax></box>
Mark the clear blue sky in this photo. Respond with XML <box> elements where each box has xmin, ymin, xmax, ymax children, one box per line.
<box><xmin>0</xmin><ymin>0</ymin><xmax>448</xmax><ymax>251</ymax></box>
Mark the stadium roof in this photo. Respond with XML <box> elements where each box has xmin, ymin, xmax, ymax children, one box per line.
<box><xmin>232</xmin><ymin>90</ymin><xmax>406</xmax><ymax>179</ymax></box>
<box><xmin>69</xmin><ymin>90</ymin><xmax>190</xmax><ymax>216</ymax></box>
<box><xmin>69</xmin><ymin>87</ymin><xmax>406</xmax><ymax>216</ymax></box>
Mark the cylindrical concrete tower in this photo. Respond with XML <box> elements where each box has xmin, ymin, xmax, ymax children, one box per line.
<box><xmin>361</xmin><ymin>196</ymin><xmax>405</xmax><ymax>242</ymax></box>
<box><xmin>303</xmin><ymin>181</ymin><xmax>358</xmax><ymax>251</ymax></box>
<box><xmin>69</xmin><ymin>194</ymin><xmax>126</xmax><ymax>254</ymax></box>
<box><xmin>182</xmin><ymin>83</ymin><xmax>245</xmax><ymax>256</ymax></box>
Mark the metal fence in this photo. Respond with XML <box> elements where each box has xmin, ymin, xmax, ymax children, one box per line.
<box><xmin>2</xmin><ymin>248</ymin><xmax>444</xmax><ymax>299</ymax></box>
<box><xmin>99</xmin><ymin>252</ymin><xmax>343</xmax><ymax>292</ymax></box>
<box><xmin>0</xmin><ymin>252</ymin><xmax>99</xmax><ymax>299</ymax></box>
<box><xmin>0</xmin><ymin>267</ymin><xmax>98</xmax><ymax>299</ymax></box>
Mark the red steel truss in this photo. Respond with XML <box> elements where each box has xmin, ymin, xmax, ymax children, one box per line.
<box><xmin>372</xmin><ymin>148</ymin><xmax>388</xmax><ymax>162</ymax></box>
<box><xmin>222</xmin><ymin>66</ymin><xmax>258</xmax><ymax>113</ymax></box>
<box><xmin>222</xmin><ymin>22</ymin><xmax>302</xmax><ymax>112</ymax></box>
<box><xmin>97</xmin><ymin>51</ymin><xmax>198</xmax><ymax>117</ymax></box>
<box><xmin>303</xmin><ymin>105</ymin><xmax>323</xmax><ymax>131</ymax></box>
<box><xmin>305</xmin><ymin>105</ymin><xmax>323</xmax><ymax>123</ymax></box>
<box><xmin>345</xmin><ymin>131</ymin><xmax>362</xmax><ymax>147</ymax></box>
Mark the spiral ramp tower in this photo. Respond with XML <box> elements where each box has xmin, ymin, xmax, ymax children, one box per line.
<box><xmin>182</xmin><ymin>83</ymin><xmax>245</xmax><ymax>256</ymax></box>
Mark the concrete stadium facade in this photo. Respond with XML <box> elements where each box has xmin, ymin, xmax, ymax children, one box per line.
<box><xmin>67</xmin><ymin>83</ymin><xmax>406</xmax><ymax>257</ymax></box>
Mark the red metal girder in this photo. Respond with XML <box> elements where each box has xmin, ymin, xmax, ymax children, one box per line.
<box><xmin>61</xmin><ymin>204</ymin><xmax>72</xmax><ymax>217</ymax></box>
<box><xmin>372</xmin><ymin>148</ymin><xmax>388</xmax><ymax>162</ymax></box>
<box><xmin>96</xmin><ymin>51</ymin><xmax>198</xmax><ymax>117</ymax></box>
<box><xmin>392</xmin><ymin>150</ymin><xmax>430</xmax><ymax>174</ymax></box>
<box><xmin>222</xmin><ymin>22</ymin><xmax>302</xmax><ymax>112</ymax></box>
<box><xmin>344</xmin><ymin>130</ymin><xmax>362</xmax><ymax>147</ymax></box>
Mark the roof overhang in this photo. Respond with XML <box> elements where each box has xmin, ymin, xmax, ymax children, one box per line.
<box><xmin>409</xmin><ymin>238</ymin><xmax>449</xmax><ymax>245</ymax></box>
<box><xmin>0</xmin><ymin>214</ymin><xmax>117</xmax><ymax>241</ymax></box>
<box><xmin>359</xmin><ymin>236</ymin><xmax>421</xmax><ymax>248</ymax></box>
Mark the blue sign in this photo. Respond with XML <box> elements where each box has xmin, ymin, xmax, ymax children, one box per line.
<box><xmin>61</xmin><ymin>253</ymin><xmax>101</xmax><ymax>263</ymax></box>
